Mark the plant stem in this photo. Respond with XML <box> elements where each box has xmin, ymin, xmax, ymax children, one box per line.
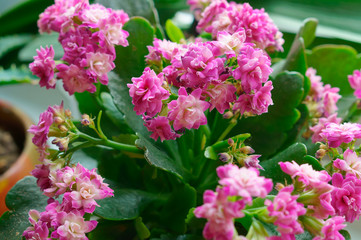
<box><xmin>77</xmin><ymin>132</ymin><xmax>143</xmax><ymax>154</ymax></box>
<box><xmin>217</xmin><ymin>121</ymin><xmax>237</xmax><ymax>142</ymax></box>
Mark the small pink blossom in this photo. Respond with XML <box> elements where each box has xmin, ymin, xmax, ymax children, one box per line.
<box><xmin>23</xmin><ymin>221</ymin><xmax>50</xmax><ymax>240</ymax></box>
<box><xmin>306</xmin><ymin>67</ymin><xmax>324</xmax><ymax>101</ymax></box>
<box><xmin>56</xmin><ymin>64</ymin><xmax>97</xmax><ymax>95</ymax></box>
<box><xmin>216</xmin><ymin>164</ymin><xmax>273</xmax><ymax>204</ymax></box>
<box><xmin>348</xmin><ymin>69</ymin><xmax>361</xmax><ymax>99</ymax></box>
<box><xmin>146</xmin><ymin>38</ymin><xmax>187</xmax><ymax>65</ymax></box>
<box><xmin>310</xmin><ymin>113</ymin><xmax>341</xmax><ymax>143</ymax></box>
<box><xmin>144</xmin><ymin>116</ymin><xmax>180</xmax><ymax>141</ymax></box>
<box><xmin>128</xmin><ymin>68</ymin><xmax>170</xmax><ymax>117</ymax></box>
<box><xmin>265</xmin><ymin>186</ymin><xmax>306</xmax><ymax>237</ymax></box>
<box><xmin>28</xmin><ymin>110</ymin><xmax>54</xmax><ymax>150</ymax></box>
<box><xmin>233</xmin><ymin>44</ymin><xmax>272</xmax><ymax>93</ymax></box>
<box><xmin>32</xmin><ymin>164</ymin><xmax>51</xmax><ymax>191</ymax></box>
<box><xmin>322</xmin><ymin>85</ymin><xmax>341</xmax><ymax>117</ymax></box>
<box><xmin>194</xmin><ymin>188</ymin><xmax>244</xmax><ymax>240</ymax></box>
<box><xmin>81</xmin><ymin>52</ymin><xmax>115</xmax><ymax>85</ymax></box>
<box><xmin>313</xmin><ymin>216</ymin><xmax>346</xmax><ymax>240</ymax></box>
<box><xmin>52</xmin><ymin>210</ymin><xmax>97</xmax><ymax>240</ymax></box>
<box><xmin>214</xmin><ymin>30</ymin><xmax>246</xmax><ymax>57</ymax></box>
<box><xmin>168</xmin><ymin>87</ymin><xmax>210</xmax><ymax>130</ymax></box>
<box><xmin>233</xmin><ymin>81</ymin><xmax>273</xmax><ymax>115</ymax></box>
<box><xmin>320</xmin><ymin>122</ymin><xmax>361</xmax><ymax>148</ymax></box>
<box><xmin>205</xmin><ymin>83</ymin><xmax>236</xmax><ymax>114</ymax></box>
<box><xmin>187</xmin><ymin>0</ymin><xmax>212</xmax><ymax>20</ymax></box>
<box><xmin>331</xmin><ymin>173</ymin><xmax>361</xmax><ymax>223</ymax></box>
<box><xmin>174</xmin><ymin>42</ymin><xmax>227</xmax><ymax>89</ymax></box>
<box><xmin>29</xmin><ymin>46</ymin><xmax>57</xmax><ymax>89</ymax></box>
<box><xmin>279</xmin><ymin>161</ymin><xmax>331</xmax><ymax>188</ymax></box>
<box><xmin>334</xmin><ymin>149</ymin><xmax>361</xmax><ymax>178</ymax></box>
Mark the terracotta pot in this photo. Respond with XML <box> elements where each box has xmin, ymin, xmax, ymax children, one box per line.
<box><xmin>0</xmin><ymin>100</ymin><xmax>38</xmax><ymax>215</ymax></box>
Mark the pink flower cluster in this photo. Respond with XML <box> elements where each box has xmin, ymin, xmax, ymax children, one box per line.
<box><xmin>132</xmin><ymin>27</ymin><xmax>274</xmax><ymax>141</ymax></box>
<box><xmin>24</xmin><ymin>163</ymin><xmax>113</xmax><ymax>240</ymax></box>
<box><xmin>305</xmin><ymin>68</ymin><xmax>341</xmax><ymax>118</ymax></box>
<box><xmin>319</xmin><ymin>122</ymin><xmax>361</xmax><ymax>148</ymax></box>
<box><xmin>30</xmin><ymin>0</ymin><xmax>129</xmax><ymax>95</ymax></box>
<box><xmin>192</xmin><ymin>0</ymin><xmax>284</xmax><ymax>51</ymax></box>
<box><xmin>195</xmin><ymin>164</ymin><xmax>273</xmax><ymax>240</ymax></box>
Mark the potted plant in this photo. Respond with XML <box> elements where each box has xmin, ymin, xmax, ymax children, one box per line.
<box><xmin>1</xmin><ymin>0</ymin><xmax>361</xmax><ymax>239</ymax></box>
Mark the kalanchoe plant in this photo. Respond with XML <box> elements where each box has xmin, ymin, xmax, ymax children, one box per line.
<box><xmin>2</xmin><ymin>0</ymin><xmax>361</xmax><ymax>240</ymax></box>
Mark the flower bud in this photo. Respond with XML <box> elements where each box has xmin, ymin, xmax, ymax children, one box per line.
<box><xmin>227</xmin><ymin>138</ymin><xmax>234</xmax><ymax>146</ymax></box>
<box><xmin>52</xmin><ymin>137</ymin><xmax>69</xmax><ymax>151</ymax></box>
<box><xmin>58</xmin><ymin>125</ymin><xmax>68</xmax><ymax>133</ymax></box>
<box><xmin>218</xmin><ymin>152</ymin><xmax>232</xmax><ymax>162</ymax></box>
<box><xmin>316</xmin><ymin>149</ymin><xmax>326</xmax><ymax>159</ymax></box>
<box><xmin>240</xmin><ymin>146</ymin><xmax>255</xmax><ymax>154</ymax></box>
<box><xmin>81</xmin><ymin>114</ymin><xmax>92</xmax><ymax>126</ymax></box>
<box><xmin>54</xmin><ymin>117</ymin><xmax>64</xmax><ymax>124</ymax></box>
<box><xmin>65</xmin><ymin>109</ymin><xmax>72</xmax><ymax>117</ymax></box>
<box><xmin>223</xmin><ymin>111</ymin><xmax>233</xmax><ymax>119</ymax></box>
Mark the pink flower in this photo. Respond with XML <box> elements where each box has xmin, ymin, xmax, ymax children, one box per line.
<box><xmin>194</xmin><ymin>188</ymin><xmax>244</xmax><ymax>240</ymax></box>
<box><xmin>322</xmin><ymin>85</ymin><xmax>341</xmax><ymax>117</ymax></box>
<box><xmin>233</xmin><ymin>44</ymin><xmax>272</xmax><ymax>93</ymax></box>
<box><xmin>174</xmin><ymin>42</ymin><xmax>227</xmax><ymax>89</ymax></box>
<box><xmin>128</xmin><ymin>68</ymin><xmax>170</xmax><ymax>117</ymax></box>
<box><xmin>233</xmin><ymin>81</ymin><xmax>273</xmax><ymax>115</ymax></box>
<box><xmin>144</xmin><ymin>116</ymin><xmax>180</xmax><ymax>141</ymax></box>
<box><xmin>29</xmin><ymin>46</ymin><xmax>56</xmax><ymax>89</ymax></box>
<box><xmin>168</xmin><ymin>87</ymin><xmax>210</xmax><ymax>130</ymax></box>
<box><xmin>313</xmin><ymin>216</ymin><xmax>346</xmax><ymax>240</ymax></box>
<box><xmin>348</xmin><ymin>69</ymin><xmax>361</xmax><ymax>99</ymax></box>
<box><xmin>187</xmin><ymin>0</ymin><xmax>212</xmax><ymax>20</ymax></box>
<box><xmin>23</xmin><ymin>221</ymin><xmax>50</xmax><ymax>240</ymax></box>
<box><xmin>205</xmin><ymin>83</ymin><xmax>236</xmax><ymax>114</ymax></box>
<box><xmin>334</xmin><ymin>149</ymin><xmax>361</xmax><ymax>178</ymax></box>
<box><xmin>56</xmin><ymin>64</ymin><xmax>96</xmax><ymax>95</ymax></box>
<box><xmin>320</xmin><ymin>122</ymin><xmax>361</xmax><ymax>148</ymax></box>
<box><xmin>265</xmin><ymin>186</ymin><xmax>306</xmax><ymax>237</ymax></box>
<box><xmin>331</xmin><ymin>173</ymin><xmax>361</xmax><ymax>222</ymax></box>
<box><xmin>52</xmin><ymin>210</ymin><xmax>97</xmax><ymax>240</ymax></box>
<box><xmin>306</xmin><ymin>67</ymin><xmax>324</xmax><ymax>101</ymax></box>
<box><xmin>146</xmin><ymin>38</ymin><xmax>187</xmax><ymax>65</ymax></box>
<box><xmin>28</xmin><ymin>110</ymin><xmax>54</xmax><ymax>150</ymax></box>
<box><xmin>81</xmin><ymin>52</ymin><xmax>115</xmax><ymax>85</ymax></box>
<box><xmin>310</xmin><ymin>113</ymin><xmax>341</xmax><ymax>143</ymax></box>
<box><xmin>216</xmin><ymin>164</ymin><xmax>273</xmax><ymax>204</ymax></box>
<box><xmin>279</xmin><ymin>161</ymin><xmax>331</xmax><ymax>188</ymax></box>
<box><xmin>32</xmin><ymin>164</ymin><xmax>51</xmax><ymax>191</ymax></box>
<box><xmin>214</xmin><ymin>30</ymin><xmax>246</xmax><ymax>57</ymax></box>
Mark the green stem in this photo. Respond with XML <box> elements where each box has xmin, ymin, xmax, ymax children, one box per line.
<box><xmin>77</xmin><ymin>132</ymin><xmax>143</xmax><ymax>154</ymax></box>
<box><xmin>217</xmin><ymin>121</ymin><xmax>237</xmax><ymax>142</ymax></box>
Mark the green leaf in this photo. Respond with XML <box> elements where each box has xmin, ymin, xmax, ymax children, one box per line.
<box><xmin>0</xmin><ymin>34</ymin><xmax>33</xmax><ymax>59</ymax></box>
<box><xmin>260</xmin><ymin>143</ymin><xmax>323</xmax><ymax>184</ymax></box>
<box><xmin>296</xmin><ymin>18</ymin><xmax>318</xmax><ymax>49</ymax></box>
<box><xmin>307</xmin><ymin>45</ymin><xmax>361</xmax><ymax>96</ymax></box>
<box><xmin>0</xmin><ymin>65</ymin><xmax>37</xmax><ymax>85</ymax></box>
<box><xmin>0</xmin><ymin>176</ymin><xmax>48</xmax><ymax>240</ymax></box>
<box><xmin>0</xmin><ymin>0</ymin><xmax>53</xmax><ymax>35</ymax></box>
<box><xmin>204</xmin><ymin>133</ymin><xmax>251</xmax><ymax>160</ymax></box>
<box><xmin>340</xmin><ymin>230</ymin><xmax>351</xmax><ymax>240</ymax></box>
<box><xmin>135</xmin><ymin>217</ymin><xmax>151</xmax><ymax>240</ymax></box>
<box><xmin>94</xmin><ymin>188</ymin><xmax>158</xmax><ymax>221</ymax></box>
<box><xmin>95</xmin><ymin>0</ymin><xmax>159</xmax><ymax>25</ymax></box>
<box><xmin>18</xmin><ymin>32</ymin><xmax>63</xmax><ymax>62</ymax></box>
<box><xmin>160</xmin><ymin>183</ymin><xmax>196</xmax><ymax>233</ymax></box>
<box><xmin>165</xmin><ymin>19</ymin><xmax>185</xmax><ymax>43</ymax></box>
<box><xmin>136</xmin><ymin>135</ymin><xmax>186</xmax><ymax>180</ymax></box>
<box><xmin>114</xmin><ymin>17</ymin><xmax>155</xmax><ymax>82</ymax></box>
<box><xmin>233</xmin><ymin>72</ymin><xmax>304</xmax><ymax>158</ymax></box>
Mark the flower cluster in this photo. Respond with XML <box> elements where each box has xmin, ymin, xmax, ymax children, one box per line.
<box><xmin>24</xmin><ymin>163</ymin><xmax>113</xmax><ymax>240</ymax></box>
<box><xmin>190</xmin><ymin>0</ymin><xmax>284</xmax><ymax>51</ymax></box>
<box><xmin>25</xmin><ymin>104</ymin><xmax>113</xmax><ymax>239</ymax></box>
<box><xmin>130</xmin><ymin>28</ymin><xmax>274</xmax><ymax>141</ymax></box>
<box><xmin>29</xmin><ymin>0</ymin><xmax>129</xmax><ymax>94</ymax></box>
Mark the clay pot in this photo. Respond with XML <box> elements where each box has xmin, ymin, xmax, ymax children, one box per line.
<box><xmin>0</xmin><ymin>100</ymin><xmax>38</xmax><ymax>215</ymax></box>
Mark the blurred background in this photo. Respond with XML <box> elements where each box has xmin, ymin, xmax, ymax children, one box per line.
<box><xmin>1</xmin><ymin>0</ymin><xmax>361</xmax><ymax>236</ymax></box>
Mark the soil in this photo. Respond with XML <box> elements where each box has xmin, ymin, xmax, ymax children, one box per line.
<box><xmin>0</xmin><ymin>127</ymin><xmax>19</xmax><ymax>175</ymax></box>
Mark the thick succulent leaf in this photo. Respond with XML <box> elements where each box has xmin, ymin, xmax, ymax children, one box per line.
<box><xmin>0</xmin><ymin>177</ymin><xmax>48</xmax><ymax>240</ymax></box>
<box><xmin>233</xmin><ymin>72</ymin><xmax>304</xmax><ymax>159</ymax></box>
<box><xmin>260</xmin><ymin>143</ymin><xmax>323</xmax><ymax>184</ymax></box>
<box><xmin>296</xmin><ymin>18</ymin><xmax>318</xmax><ymax>49</ymax></box>
<box><xmin>159</xmin><ymin>183</ymin><xmax>196</xmax><ymax>233</ymax></box>
<box><xmin>94</xmin><ymin>188</ymin><xmax>158</xmax><ymax>221</ymax></box>
<box><xmin>340</xmin><ymin>230</ymin><xmax>351</xmax><ymax>240</ymax></box>
<box><xmin>95</xmin><ymin>0</ymin><xmax>159</xmax><ymax>25</ymax></box>
<box><xmin>165</xmin><ymin>19</ymin><xmax>185</xmax><ymax>43</ymax></box>
<box><xmin>0</xmin><ymin>0</ymin><xmax>53</xmax><ymax>35</ymax></box>
<box><xmin>0</xmin><ymin>65</ymin><xmax>37</xmax><ymax>85</ymax></box>
<box><xmin>113</xmin><ymin>17</ymin><xmax>155</xmax><ymax>82</ymax></box>
<box><xmin>0</xmin><ymin>34</ymin><xmax>33</xmax><ymax>59</ymax></box>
